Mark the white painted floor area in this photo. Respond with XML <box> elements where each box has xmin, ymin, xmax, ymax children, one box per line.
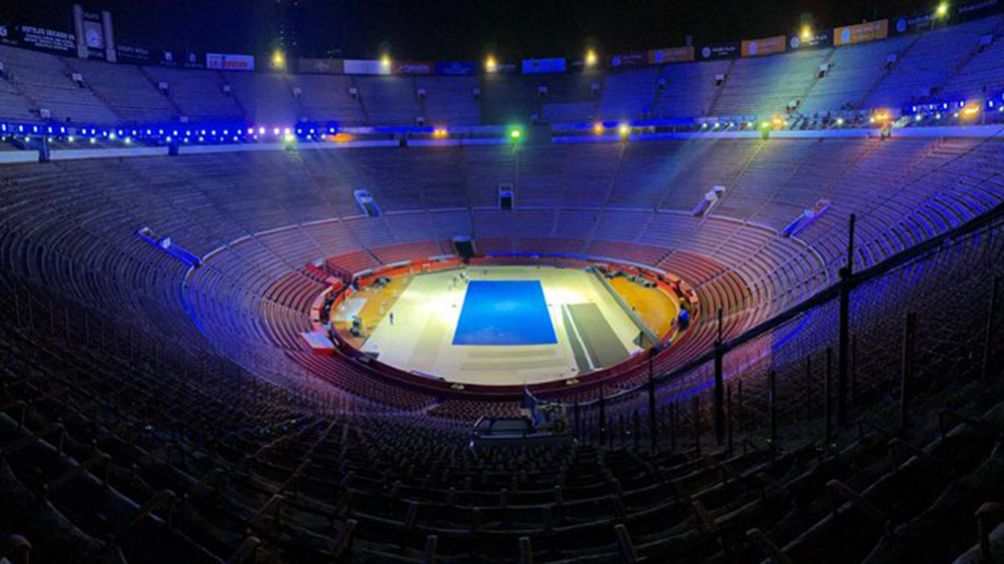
<box><xmin>358</xmin><ymin>266</ymin><xmax>644</xmax><ymax>385</ymax></box>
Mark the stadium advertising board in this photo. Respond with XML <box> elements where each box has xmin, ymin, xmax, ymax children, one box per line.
<box><xmin>959</xmin><ymin>0</ymin><xmax>1003</xmax><ymax>20</ymax></box>
<box><xmin>0</xmin><ymin>24</ymin><xmax>17</xmax><ymax>47</ymax></box>
<box><xmin>206</xmin><ymin>53</ymin><xmax>255</xmax><ymax>71</ymax></box>
<box><xmin>116</xmin><ymin>44</ymin><xmax>151</xmax><ymax>63</ymax></box>
<box><xmin>344</xmin><ymin>59</ymin><xmax>391</xmax><ymax>75</ymax></box>
<box><xmin>833</xmin><ymin>19</ymin><xmax>889</xmax><ymax>46</ymax></box>
<box><xmin>161</xmin><ymin>50</ymin><xmax>204</xmax><ymax>68</ymax></box>
<box><xmin>299</xmin><ymin>57</ymin><xmax>344</xmax><ymax>74</ymax></box>
<box><xmin>788</xmin><ymin>30</ymin><xmax>833</xmax><ymax>49</ymax></box>
<box><xmin>741</xmin><ymin>35</ymin><xmax>786</xmax><ymax>57</ymax></box>
<box><xmin>521</xmin><ymin>57</ymin><xmax>567</xmax><ymax>74</ymax></box>
<box><xmin>698</xmin><ymin>42</ymin><xmax>739</xmax><ymax>60</ymax></box>
<box><xmin>435</xmin><ymin>60</ymin><xmax>477</xmax><ymax>75</ymax></box>
<box><xmin>16</xmin><ymin>25</ymin><xmax>76</xmax><ymax>54</ymax></box>
<box><xmin>891</xmin><ymin>12</ymin><xmax>937</xmax><ymax>34</ymax></box>
<box><xmin>393</xmin><ymin>60</ymin><xmax>434</xmax><ymax>75</ymax></box>
<box><xmin>610</xmin><ymin>52</ymin><xmax>648</xmax><ymax>68</ymax></box>
<box><xmin>647</xmin><ymin>46</ymin><xmax>695</xmax><ymax>64</ymax></box>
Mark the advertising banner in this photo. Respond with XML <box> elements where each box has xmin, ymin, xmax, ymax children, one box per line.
<box><xmin>891</xmin><ymin>13</ymin><xmax>936</xmax><ymax>34</ymax></box>
<box><xmin>495</xmin><ymin>62</ymin><xmax>519</xmax><ymax>74</ymax></box>
<box><xmin>393</xmin><ymin>60</ymin><xmax>434</xmax><ymax>75</ymax></box>
<box><xmin>698</xmin><ymin>43</ymin><xmax>739</xmax><ymax>60</ymax></box>
<box><xmin>116</xmin><ymin>43</ymin><xmax>151</xmax><ymax>63</ymax></box>
<box><xmin>160</xmin><ymin>50</ymin><xmax>203</xmax><ymax>68</ymax></box>
<box><xmin>17</xmin><ymin>25</ymin><xmax>76</xmax><ymax>54</ymax></box>
<box><xmin>435</xmin><ymin>60</ymin><xmax>477</xmax><ymax>75</ymax></box>
<box><xmin>521</xmin><ymin>57</ymin><xmax>566</xmax><ymax>74</ymax></box>
<box><xmin>959</xmin><ymin>0</ymin><xmax>1003</xmax><ymax>20</ymax></box>
<box><xmin>741</xmin><ymin>34</ymin><xmax>786</xmax><ymax>57</ymax></box>
<box><xmin>788</xmin><ymin>30</ymin><xmax>833</xmax><ymax>49</ymax></box>
<box><xmin>648</xmin><ymin>46</ymin><xmax>695</xmax><ymax>64</ymax></box>
<box><xmin>206</xmin><ymin>52</ymin><xmax>255</xmax><ymax>71</ymax></box>
<box><xmin>610</xmin><ymin>52</ymin><xmax>648</xmax><ymax>68</ymax></box>
<box><xmin>299</xmin><ymin>57</ymin><xmax>344</xmax><ymax>74</ymax></box>
<box><xmin>833</xmin><ymin>19</ymin><xmax>889</xmax><ymax>46</ymax></box>
<box><xmin>343</xmin><ymin>59</ymin><xmax>390</xmax><ymax>75</ymax></box>
<box><xmin>0</xmin><ymin>24</ymin><xmax>19</xmax><ymax>47</ymax></box>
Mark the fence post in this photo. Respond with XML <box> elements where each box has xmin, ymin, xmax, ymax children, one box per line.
<box><xmin>633</xmin><ymin>410</ymin><xmax>640</xmax><ymax>451</ymax></box>
<box><xmin>983</xmin><ymin>277</ymin><xmax>999</xmax><ymax>381</ymax></box>
<box><xmin>693</xmin><ymin>395</ymin><xmax>701</xmax><ymax>454</ymax></box>
<box><xmin>573</xmin><ymin>402</ymin><xmax>580</xmax><ymax>440</ymax></box>
<box><xmin>804</xmin><ymin>355</ymin><xmax>813</xmax><ymax>420</ymax></box>
<box><xmin>669</xmin><ymin>402</ymin><xmax>677</xmax><ymax>452</ymax></box>
<box><xmin>901</xmin><ymin>312</ymin><xmax>916</xmax><ymax>431</ymax></box>
<box><xmin>648</xmin><ymin>351</ymin><xmax>657</xmax><ymax>452</ymax></box>
<box><xmin>726</xmin><ymin>384</ymin><xmax>734</xmax><ymax>457</ymax></box>
<box><xmin>837</xmin><ymin>214</ymin><xmax>856</xmax><ymax>426</ymax></box>
<box><xmin>850</xmin><ymin>334</ymin><xmax>857</xmax><ymax>410</ymax></box>
<box><xmin>824</xmin><ymin>348</ymin><xmax>833</xmax><ymax>444</ymax></box>
<box><xmin>598</xmin><ymin>386</ymin><xmax>606</xmax><ymax>447</ymax></box>
<box><xmin>768</xmin><ymin>371</ymin><xmax>777</xmax><ymax>454</ymax></box>
<box><xmin>737</xmin><ymin>380</ymin><xmax>744</xmax><ymax>436</ymax></box>
<box><xmin>714</xmin><ymin>308</ymin><xmax>726</xmax><ymax>446</ymax></box>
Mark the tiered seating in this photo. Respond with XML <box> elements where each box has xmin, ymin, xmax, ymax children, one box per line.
<box><xmin>0</xmin><ymin>45</ymin><xmax>119</xmax><ymax>124</ymax></box>
<box><xmin>287</xmin><ymin>73</ymin><xmax>366</xmax><ymax>124</ymax></box>
<box><xmin>651</xmin><ymin>59</ymin><xmax>731</xmax><ymax>118</ymax></box>
<box><xmin>415</xmin><ymin>75</ymin><xmax>481</xmax><ymax>125</ymax></box>
<box><xmin>63</xmin><ymin>58</ymin><xmax>177</xmax><ymax>124</ymax></box>
<box><xmin>0</xmin><ymin>12</ymin><xmax>1003</xmax><ymax>129</ymax></box>
<box><xmin>354</xmin><ymin>76</ymin><xmax>421</xmax><ymax>125</ymax></box>
<box><xmin>713</xmin><ymin>49</ymin><xmax>830</xmax><ymax>117</ymax></box>
<box><xmin>480</xmin><ymin>75</ymin><xmax>538</xmax><ymax>124</ymax></box>
<box><xmin>597</xmin><ymin>66</ymin><xmax>658</xmax><ymax>120</ymax></box>
<box><xmin>799</xmin><ymin>35</ymin><xmax>914</xmax><ymax>113</ymax></box>
<box><xmin>141</xmin><ymin>66</ymin><xmax>244</xmax><ymax>121</ymax></box>
<box><xmin>224</xmin><ymin>72</ymin><xmax>297</xmax><ymax>124</ymax></box>
<box><xmin>866</xmin><ymin>16</ymin><xmax>1003</xmax><ymax>108</ymax></box>
<box><xmin>940</xmin><ymin>15</ymin><xmax>1004</xmax><ymax>98</ymax></box>
<box><xmin>537</xmin><ymin>73</ymin><xmax>601</xmax><ymax>123</ymax></box>
<box><xmin>3</xmin><ymin>91</ymin><xmax>1004</xmax><ymax>564</ymax></box>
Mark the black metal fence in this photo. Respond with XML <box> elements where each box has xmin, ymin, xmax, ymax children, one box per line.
<box><xmin>573</xmin><ymin>204</ymin><xmax>1004</xmax><ymax>452</ymax></box>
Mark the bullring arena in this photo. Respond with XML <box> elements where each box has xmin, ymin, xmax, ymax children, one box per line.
<box><xmin>342</xmin><ymin>263</ymin><xmax>679</xmax><ymax>385</ymax></box>
<box><xmin>2</xmin><ymin>3</ymin><xmax>1004</xmax><ymax>564</ymax></box>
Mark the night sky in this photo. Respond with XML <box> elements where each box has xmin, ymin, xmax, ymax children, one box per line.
<box><xmin>1</xmin><ymin>0</ymin><xmax>940</xmax><ymax>60</ymax></box>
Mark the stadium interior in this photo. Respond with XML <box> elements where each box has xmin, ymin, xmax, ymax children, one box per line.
<box><xmin>1</xmin><ymin>1</ymin><xmax>1004</xmax><ymax>563</ymax></box>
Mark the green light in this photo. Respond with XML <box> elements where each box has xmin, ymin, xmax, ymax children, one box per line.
<box><xmin>935</xmin><ymin>2</ymin><xmax>949</xmax><ymax>16</ymax></box>
<box><xmin>510</xmin><ymin>129</ymin><xmax>522</xmax><ymax>139</ymax></box>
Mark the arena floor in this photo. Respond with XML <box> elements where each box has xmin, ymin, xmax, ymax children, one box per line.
<box><xmin>343</xmin><ymin>265</ymin><xmax>677</xmax><ymax>385</ymax></box>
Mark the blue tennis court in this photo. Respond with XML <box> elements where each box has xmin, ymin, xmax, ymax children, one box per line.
<box><xmin>453</xmin><ymin>280</ymin><xmax>557</xmax><ymax>345</ymax></box>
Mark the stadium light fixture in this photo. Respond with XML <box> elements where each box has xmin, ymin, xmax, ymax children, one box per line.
<box><xmin>585</xmin><ymin>49</ymin><xmax>598</xmax><ymax>67</ymax></box>
<box><xmin>935</xmin><ymin>2</ymin><xmax>949</xmax><ymax>17</ymax></box>
<box><xmin>485</xmin><ymin>55</ymin><xmax>498</xmax><ymax>73</ymax></box>
<box><xmin>271</xmin><ymin>49</ymin><xmax>286</xmax><ymax>71</ymax></box>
